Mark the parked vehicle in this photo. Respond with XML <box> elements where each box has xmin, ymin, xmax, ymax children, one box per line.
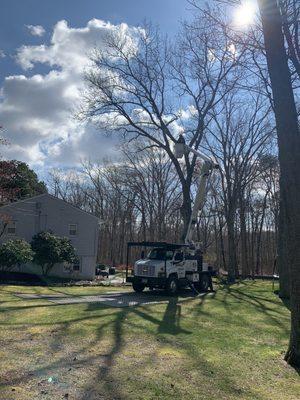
<box><xmin>109</xmin><ymin>266</ymin><xmax>116</xmax><ymax>275</ymax></box>
<box><xmin>95</xmin><ymin>264</ymin><xmax>109</xmax><ymax>278</ymax></box>
<box><xmin>126</xmin><ymin>241</ymin><xmax>215</xmax><ymax>295</ymax></box>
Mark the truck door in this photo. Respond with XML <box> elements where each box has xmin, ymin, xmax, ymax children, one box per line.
<box><xmin>173</xmin><ymin>251</ymin><xmax>185</xmax><ymax>278</ymax></box>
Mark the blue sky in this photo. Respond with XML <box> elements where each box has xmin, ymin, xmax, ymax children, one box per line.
<box><xmin>0</xmin><ymin>0</ymin><xmax>194</xmax><ymax>175</ymax></box>
<box><xmin>3</xmin><ymin>0</ymin><xmax>261</xmax><ymax>179</ymax></box>
<box><xmin>0</xmin><ymin>0</ymin><xmax>190</xmax><ymax>83</ymax></box>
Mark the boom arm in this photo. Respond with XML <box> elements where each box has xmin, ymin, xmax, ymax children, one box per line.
<box><xmin>174</xmin><ymin>135</ymin><xmax>218</xmax><ymax>245</ymax></box>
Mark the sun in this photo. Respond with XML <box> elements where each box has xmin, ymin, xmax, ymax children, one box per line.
<box><xmin>233</xmin><ymin>1</ymin><xmax>257</xmax><ymax>27</ymax></box>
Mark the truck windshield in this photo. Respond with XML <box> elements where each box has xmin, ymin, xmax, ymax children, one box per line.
<box><xmin>148</xmin><ymin>249</ymin><xmax>174</xmax><ymax>260</ymax></box>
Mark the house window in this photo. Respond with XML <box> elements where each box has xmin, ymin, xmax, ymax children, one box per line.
<box><xmin>73</xmin><ymin>258</ymin><xmax>81</xmax><ymax>272</ymax></box>
<box><xmin>63</xmin><ymin>259</ymin><xmax>81</xmax><ymax>273</ymax></box>
<box><xmin>7</xmin><ymin>221</ymin><xmax>16</xmax><ymax>235</ymax></box>
<box><xmin>69</xmin><ymin>224</ymin><xmax>77</xmax><ymax>236</ymax></box>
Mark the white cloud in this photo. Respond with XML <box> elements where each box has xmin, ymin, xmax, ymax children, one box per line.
<box><xmin>18</xmin><ymin>19</ymin><xmax>138</xmax><ymax>72</ymax></box>
<box><xmin>0</xmin><ymin>50</ymin><xmax>5</xmax><ymax>59</ymax></box>
<box><xmin>26</xmin><ymin>24</ymin><xmax>46</xmax><ymax>37</ymax></box>
<box><xmin>0</xmin><ymin>19</ymin><xmax>138</xmax><ymax>169</ymax></box>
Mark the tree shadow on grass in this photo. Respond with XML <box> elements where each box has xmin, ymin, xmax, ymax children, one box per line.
<box><xmin>76</xmin><ymin>291</ymin><xmax>209</xmax><ymax>399</ymax></box>
<box><xmin>85</xmin><ymin>297</ymin><xmax>199</xmax><ymax>398</ymax></box>
<box><xmin>157</xmin><ymin>295</ymin><xmax>187</xmax><ymax>334</ymax></box>
<box><xmin>85</xmin><ymin>292</ymin><xmax>267</xmax><ymax>400</ymax></box>
<box><xmin>0</xmin><ymin>286</ymin><xmax>283</xmax><ymax>400</ymax></box>
<box><xmin>219</xmin><ymin>286</ymin><xmax>290</xmax><ymax>335</ymax></box>
<box><xmin>79</xmin><ymin>306</ymin><xmax>129</xmax><ymax>400</ymax></box>
<box><xmin>0</xmin><ymin>302</ymin><xmax>126</xmax><ymax>397</ymax></box>
<box><xmin>133</xmin><ymin>294</ymin><xmax>192</xmax><ymax>335</ymax></box>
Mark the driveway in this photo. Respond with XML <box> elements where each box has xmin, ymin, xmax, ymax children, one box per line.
<box><xmin>15</xmin><ymin>290</ymin><xmax>206</xmax><ymax>307</ymax></box>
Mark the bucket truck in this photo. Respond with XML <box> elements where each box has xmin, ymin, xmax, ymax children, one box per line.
<box><xmin>126</xmin><ymin>135</ymin><xmax>218</xmax><ymax>295</ymax></box>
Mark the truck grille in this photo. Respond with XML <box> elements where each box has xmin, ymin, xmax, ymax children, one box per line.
<box><xmin>137</xmin><ymin>265</ymin><xmax>155</xmax><ymax>277</ymax></box>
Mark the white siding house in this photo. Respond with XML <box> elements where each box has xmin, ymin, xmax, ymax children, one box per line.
<box><xmin>0</xmin><ymin>194</ymin><xmax>99</xmax><ymax>279</ymax></box>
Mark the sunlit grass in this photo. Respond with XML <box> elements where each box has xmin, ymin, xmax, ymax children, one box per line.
<box><xmin>0</xmin><ymin>281</ymin><xmax>298</xmax><ymax>400</ymax></box>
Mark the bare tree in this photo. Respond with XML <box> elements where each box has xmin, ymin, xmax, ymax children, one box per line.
<box><xmin>83</xmin><ymin>9</ymin><xmax>245</xmax><ymax>240</ymax></box>
<box><xmin>119</xmin><ymin>142</ymin><xmax>182</xmax><ymax>241</ymax></box>
<box><xmin>280</xmin><ymin>0</ymin><xmax>300</xmax><ymax>80</ymax></box>
<box><xmin>205</xmin><ymin>92</ymin><xmax>273</xmax><ymax>282</ymax></box>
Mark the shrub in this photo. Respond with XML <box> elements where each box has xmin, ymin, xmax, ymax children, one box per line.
<box><xmin>0</xmin><ymin>239</ymin><xmax>34</xmax><ymax>271</ymax></box>
<box><xmin>31</xmin><ymin>231</ymin><xmax>78</xmax><ymax>275</ymax></box>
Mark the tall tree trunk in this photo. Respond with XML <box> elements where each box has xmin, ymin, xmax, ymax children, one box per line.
<box><xmin>258</xmin><ymin>0</ymin><xmax>300</xmax><ymax>367</ymax></box>
<box><xmin>278</xmin><ymin>200</ymin><xmax>290</xmax><ymax>298</ymax></box>
<box><xmin>239</xmin><ymin>193</ymin><xmax>249</xmax><ymax>278</ymax></box>
<box><xmin>255</xmin><ymin>192</ymin><xmax>268</xmax><ymax>275</ymax></box>
<box><xmin>180</xmin><ymin>184</ymin><xmax>192</xmax><ymax>242</ymax></box>
<box><xmin>219</xmin><ymin>223</ymin><xmax>226</xmax><ymax>271</ymax></box>
<box><xmin>227</xmin><ymin>206</ymin><xmax>237</xmax><ymax>283</ymax></box>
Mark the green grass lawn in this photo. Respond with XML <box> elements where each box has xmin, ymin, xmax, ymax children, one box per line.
<box><xmin>0</xmin><ymin>281</ymin><xmax>299</xmax><ymax>400</ymax></box>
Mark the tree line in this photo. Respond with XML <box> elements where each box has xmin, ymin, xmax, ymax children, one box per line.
<box><xmin>48</xmin><ymin>132</ymin><xmax>279</xmax><ymax>279</ymax></box>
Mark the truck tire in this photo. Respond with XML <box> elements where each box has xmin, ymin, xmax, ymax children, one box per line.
<box><xmin>200</xmin><ymin>273</ymin><xmax>211</xmax><ymax>292</ymax></box>
<box><xmin>132</xmin><ymin>281</ymin><xmax>145</xmax><ymax>293</ymax></box>
<box><xmin>166</xmin><ymin>275</ymin><xmax>178</xmax><ymax>296</ymax></box>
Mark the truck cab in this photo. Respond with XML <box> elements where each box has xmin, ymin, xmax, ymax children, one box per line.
<box><xmin>126</xmin><ymin>241</ymin><xmax>213</xmax><ymax>295</ymax></box>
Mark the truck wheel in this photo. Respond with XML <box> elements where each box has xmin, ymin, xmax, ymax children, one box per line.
<box><xmin>166</xmin><ymin>276</ymin><xmax>178</xmax><ymax>296</ymax></box>
<box><xmin>132</xmin><ymin>281</ymin><xmax>145</xmax><ymax>293</ymax></box>
<box><xmin>200</xmin><ymin>274</ymin><xmax>211</xmax><ymax>292</ymax></box>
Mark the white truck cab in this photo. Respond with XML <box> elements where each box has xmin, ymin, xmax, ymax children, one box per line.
<box><xmin>126</xmin><ymin>242</ymin><xmax>214</xmax><ymax>295</ymax></box>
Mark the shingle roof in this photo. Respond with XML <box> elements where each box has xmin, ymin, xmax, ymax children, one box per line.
<box><xmin>0</xmin><ymin>193</ymin><xmax>100</xmax><ymax>220</ymax></box>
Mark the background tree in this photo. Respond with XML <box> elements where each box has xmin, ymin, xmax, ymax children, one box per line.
<box><xmin>0</xmin><ymin>134</ymin><xmax>15</xmax><ymax>233</ymax></box>
<box><xmin>280</xmin><ymin>0</ymin><xmax>300</xmax><ymax>81</ymax></box>
<box><xmin>0</xmin><ymin>161</ymin><xmax>21</xmax><ymax>204</ymax></box>
<box><xmin>0</xmin><ymin>160</ymin><xmax>47</xmax><ymax>205</ymax></box>
<box><xmin>205</xmin><ymin>92</ymin><xmax>273</xmax><ymax>282</ymax></box>
<box><xmin>31</xmin><ymin>231</ymin><xmax>78</xmax><ymax>276</ymax></box>
<box><xmin>0</xmin><ymin>239</ymin><xmax>34</xmax><ymax>272</ymax></box>
<box><xmin>80</xmin><ymin>141</ymin><xmax>182</xmax><ymax>263</ymax></box>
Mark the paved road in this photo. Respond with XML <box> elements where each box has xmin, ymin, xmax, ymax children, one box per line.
<box><xmin>15</xmin><ymin>290</ymin><xmax>208</xmax><ymax>307</ymax></box>
<box><xmin>15</xmin><ymin>291</ymin><xmax>171</xmax><ymax>307</ymax></box>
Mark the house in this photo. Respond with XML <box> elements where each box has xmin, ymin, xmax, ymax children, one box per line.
<box><xmin>0</xmin><ymin>193</ymin><xmax>99</xmax><ymax>280</ymax></box>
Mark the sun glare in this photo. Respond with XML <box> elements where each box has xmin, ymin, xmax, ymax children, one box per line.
<box><xmin>234</xmin><ymin>1</ymin><xmax>256</xmax><ymax>27</ymax></box>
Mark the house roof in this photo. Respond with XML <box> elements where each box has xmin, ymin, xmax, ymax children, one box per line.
<box><xmin>0</xmin><ymin>193</ymin><xmax>100</xmax><ymax>220</ymax></box>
